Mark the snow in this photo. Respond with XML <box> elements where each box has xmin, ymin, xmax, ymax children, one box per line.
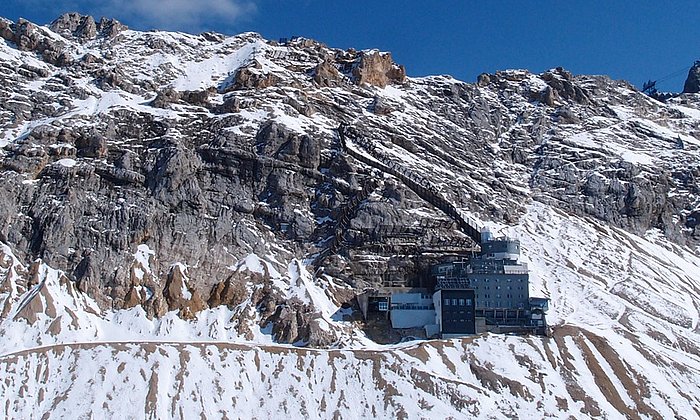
<box><xmin>232</xmin><ymin>253</ymin><xmax>265</xmax><ymax>274</ymax></box>
<box><xmin>620</xmin><ymin>150</ymin><xmax>653</xmax><ymax>165</ymax></box>
<box><xmin>670</xmin><ymin>104</ymin><xmax>700</xmax><ymax>119</ymax></box>
<box><xmin>379</xmin><ymin>85</ymin><xmax>406</xmax><ymax>99</ymax></box>
<box><xmin>1</xmin><ymin>21</ymin><xmax>700</xmax><ymax>418</ymax></box>
<box><xmin>133</xmin><ymin>244</ymin><xmax>155</xmax><ymax>281</ymax></box>
<box><xmin>173</xmin><ymin>263</ymin><xmax>192</xmax><ymax>300</ymax></box>
<box><xmin>56</xmin><ymin>158</ymin><xmax>77</xmax><ymax>168</ymax></box>
<box><xmin>171</xmin><ymin>40</ymin><xmax>259</xmax><ymax>91</ymax></box>
<box><xmin>69</xmin><ymin>88</ymin><xmax>175</xmax><ymax>119</ymax></box>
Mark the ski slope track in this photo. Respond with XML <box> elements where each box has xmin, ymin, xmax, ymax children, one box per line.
<box><xmin>1</xmin><ymin>13</ymin><xmax>700</xmax><ymax>419</ymax></box>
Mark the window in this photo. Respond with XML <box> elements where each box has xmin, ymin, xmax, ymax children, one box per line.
<box><xmin>458</xmin><ymin>298</ymin><xmax>465</xmax><ymax>306</ymax></box>
<box><xmin>452</xmin><ymin>299</ymin><xmax>458</xmax><ymax>306</ymax></box>
<box><xmin>465</xmin><ymin>299</ymin><xmax>472</xmax><ymax>306</ymax></box>
<box><xmin>378</xmin><ymin>301</ymin><xmax>388</xmax><ymax>311</ymax></box>
<box><xmin>444</xmin><ymin>299</ymin><xmax>450</xmax><ymax>306</ymax></box>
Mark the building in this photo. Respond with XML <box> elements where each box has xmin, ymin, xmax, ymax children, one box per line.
<box><xmin>358</xmin><ymin>229</ymin><xmax>549</xmax><ymax>338</ymax></box>
<box><xmin>433</xmin><ymin>288</ymin><xmax>476</xmax><ymax>337</ymax></box>
<box><xmin>430</xmin><ymin>230</ymin><xmax>547</xmax><ymax>334</ymax></box>
<box><xmin>383</xmin><ymin>230</ymin><xmax>548</xmax><ymax>338</ymax></box>
<box><xmin>433</xmin><ymin>232</ymin><xmax>529</xmax><ymax>312</ymax></box>
<box><xmin>389</xmin><ymin>290</ymin><xmax>435</xmax><ymax>329</ymax></box>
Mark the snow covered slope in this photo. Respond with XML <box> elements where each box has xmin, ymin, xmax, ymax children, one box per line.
<box><xmin>2</xmin><ymin>203</ymin><xmax>700</xmax><ymax>418</ymax></box>
<box><xmin>1</xmin><ymin>12</ymin><xmax>700</xmax><ymax>419</ymax></box>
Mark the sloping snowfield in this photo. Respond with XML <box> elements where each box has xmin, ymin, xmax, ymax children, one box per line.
<box><xmin>2</xmin><ymin>203</ymin><xmax>700</xmax><ymax>418</ymax></box>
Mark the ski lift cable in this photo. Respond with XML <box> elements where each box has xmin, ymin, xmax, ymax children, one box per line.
<box><xmin>654</xmin><ymin>64</ymin><xmax>693</xmax><ymax>84</ymax></box>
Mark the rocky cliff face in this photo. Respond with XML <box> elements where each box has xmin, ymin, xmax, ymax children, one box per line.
<box><xmin>1</xmin><ymin>13</ymin><xmax>700</xmax><ymax>418</ymax></box>
<box><xmin>683</xmin><ymin>61</ymin><xmax>700</xmax><ymax>94</ymax></box>
<box><xmin>1</xmin><ymin>13</ymin><xmax>700</xmax><ymax>337</ymax></box>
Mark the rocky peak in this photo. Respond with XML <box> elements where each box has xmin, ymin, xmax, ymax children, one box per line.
<box><xmin>49</xmin><ymin>12</ymin><xmax>127</xmax><ymax>41</ymax></box>
<box><xmin>340</xmin><ymin>50</ymin><xmax>406</xmax><ymax>88</ymax></box>
<box><xmin>0</xmin><ymin>17</ymin><xmax>45</xmax><ymax>51</ymax></box>
<box><xmin>683</xmin><ymin>60</ymin><xmax>700</xmax><ymax>93</ymax></box>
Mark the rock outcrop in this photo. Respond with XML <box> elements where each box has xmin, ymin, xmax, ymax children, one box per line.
<box><xmin>350</xmin><ymin>51</ymin><xmax>406</xmax><ymax>87</ymax></box>
<box><xmin>0</xmin><ymin>13</ymin><xmax>699</xmax><ymax>347</ymax></box>
<box><xmin>683</xmin><ymin>60</ymin><xmax>700</xmax><ymax>93</ymax></box>
<box><xmin>49</xmin><ymin>12</ymin><xmax>127</xmax><ymax>41</ymax></box>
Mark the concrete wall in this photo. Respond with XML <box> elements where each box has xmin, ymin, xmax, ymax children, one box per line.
<box><xmin>388</xmin><ymin>291</ymin><xmax>437</xmax><ymax>329</ymax></box>
<box><xmin>434</xmin><ymin>290</ymin><xmax>443</xmax><ymax>331</ymax></box>
<box><xmin>391</xmin><ymin>309</ymin><xmax>436</xmax><ymax>329</ymax></box>
<box><xmin>391</xmin><ymin>292</ymin><xmax>432</xmax><ymax>306</ymax></box>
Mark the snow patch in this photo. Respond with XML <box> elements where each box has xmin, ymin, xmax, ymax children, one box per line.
<box><xmin>56</xmin><ymin>158</ymin><xmax>77</xmax><ymax>168</ymax></box>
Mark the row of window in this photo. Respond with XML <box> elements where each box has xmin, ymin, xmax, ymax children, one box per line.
<box><xmin>444</xmin><ymin>310</ymin><xmax>473</xmax><ymax>315</ymax></box>
<box><xmin>476</xmin><ymin>294</ymin><xmax>525</xmax><ymax>299</ymax></box>
<box><xmin>473</xmin><ymin>285</ymin><xmax>525</xmax><ymax>290</ymax></box>
<box><xmin>443</xmin><ymin>298</ymin><xmax>472</xmax><ymax>306</ymax></box>
<box><xmin>443</xmin><ymin>318</ymin><xmax>471</xmax><ymax>324</ymax></box>
<box><xmin>478</xmin><ymin>301</ymin><xmax>524</xmax><ymax>308</ymax></box>
<box><xmin>471</xmin><ymin>278</ymin><xmax>525</xmax><ymax>283</ymax></box>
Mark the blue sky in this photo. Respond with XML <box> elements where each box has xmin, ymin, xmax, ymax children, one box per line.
<box><xmin>3</xmin><ymin>1</ymin><xmax>699</xmax><ymax>91</ymax></box>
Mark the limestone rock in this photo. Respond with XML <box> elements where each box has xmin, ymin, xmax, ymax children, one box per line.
<box><xmin>75</xmin><ymin>133</ymin><xmax>107</xmax><ymax>158</ymax></box>
<box><xmin>540</xmin><ymin>67</ymin><xmax>590</xmax><ymax>105</ymax></box>
<box><xmin>351</xmin><ymin>51</ymin><xmax>406</xmax><ymax>88</ymax></box>
<box><xmin>163</xmin><ymin>264</ymin><xmax>208</xmax><ymax>319</ymax></box>
<box><xmin>229</xmin><ymin>62</ymin><xmax>280</xmax><ymax>91</ymax></box>
<box><xmin>370</xmin><ymin>96</ymin><xmax>393</xmax><ymax>115</ymax></box>
<box><xmin>683</xmin><ymin>61</ymin><xmax>700</xmax><ymax>94</ymax></box>
<box><xmin>151</xmin><ymin>88</ymin><xmax>181</xmax><ymax>108</ymax></box>
<box><xmin>313</xmin><ymin>59</ymin><xmax>342</xmax><ymax>87</ymax></box>
<box><xmin>477</xmin><ymin>73</ymin><xmax>491</xmax><ymax>86</ymax></box>
<box><xmin>50</xmin><ymin>13</ymin><xmax>126</xmax><ymax>41</ymax></box>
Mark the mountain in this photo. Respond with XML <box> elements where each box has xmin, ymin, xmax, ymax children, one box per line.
<box><xmin>1</xmin><ymin>12</ymin><xmax>700</xmax><ymax>419</ymax></box>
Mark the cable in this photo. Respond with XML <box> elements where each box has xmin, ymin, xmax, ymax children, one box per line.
<box><xmin>656</xmin><ymin>65</ymin><xmax>692</xmax><ymax>83</ymax></box>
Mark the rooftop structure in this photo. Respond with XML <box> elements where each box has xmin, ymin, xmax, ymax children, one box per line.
<box><xmin>433</xmin><ymin>230</ymin><xmax>530</xmax><ymax>311</ymax></box>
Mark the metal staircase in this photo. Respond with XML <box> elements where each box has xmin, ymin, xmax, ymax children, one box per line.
<box><xmin>338</xmin><ymin>124</ymin><xmax>483</xmax><ymax>245</ymax></box>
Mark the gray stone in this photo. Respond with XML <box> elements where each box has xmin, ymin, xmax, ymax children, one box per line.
<box><xmin>683</xmin><ymin>61</ymin><xmax>700</xmax><ymax>94</ymax></box>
